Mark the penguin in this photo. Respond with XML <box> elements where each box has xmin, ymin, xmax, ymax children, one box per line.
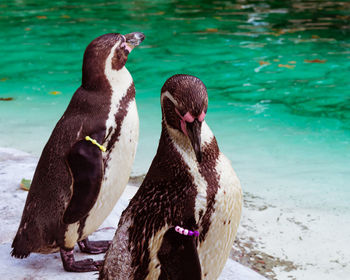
<box><xmin>100</xmin><ymin>74</ymin><xmax>242</xmax><ymax>280</ymax></box>
<box><xmin>11</xmin><ymin>32</ymin><xmax>145</xmax><ymax>272</ymax></box>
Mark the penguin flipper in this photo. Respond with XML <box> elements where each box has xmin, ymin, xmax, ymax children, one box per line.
<box><xmin>158</xmin><ymin>228</ymin><xmax>202</xmax><ymax>280</ymax></box>
<box><xmin>63</xmin><ymin>139</ymin><xmax>103</xmax><ymax>224</ymax></box>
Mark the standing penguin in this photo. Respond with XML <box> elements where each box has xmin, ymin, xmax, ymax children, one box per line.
<box><xmin>100</xmin><ymin>74</ymin><xmax>242</xmax><ymax>280</ymax></box>
<box><xmin>11</xmin><ymin>32</ymin><xmax>145</xmax><ymax>272</ymax></box>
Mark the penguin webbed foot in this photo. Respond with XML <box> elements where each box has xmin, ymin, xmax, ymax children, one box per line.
<box><xmin>60</xmin><ymin>248</ymin><xmax>103</xmax><ymax>272</ymax></box>
<box><xmin>78</xmin><ymin>238</ymin><xmax>111</xmax><ymax>254</ymax></box>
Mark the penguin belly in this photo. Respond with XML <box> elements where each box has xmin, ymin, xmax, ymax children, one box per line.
<box><xmin>64</xmin><ymin>101</ymin><xmax>139</xmax><ymax>248</ymax></box>
<box><xmin>197</xmin><ymin>153</ymin><xmax>242</xmax><ymax>280</ymax></box>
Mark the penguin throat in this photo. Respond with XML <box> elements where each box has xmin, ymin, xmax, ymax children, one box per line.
<box><xmin>164</xmin><ymin>123</ymin><xmax>193</xmax><ymax>154</ymax></box>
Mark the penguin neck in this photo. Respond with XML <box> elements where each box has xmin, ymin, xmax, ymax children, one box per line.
<box><xmin>104</xmin><ymin>43</ymin><xmax>133</xmax><ymax>95</ymax></box>
<box><xmin>161</xmin><ymin>120</ymin><xmax>197</xmax><ymax>161</ymax></box>
<box><xmin>106</xmin><ymin>66</ymin><xmax>133</xmax><ymax>94</ymax></box>
<box><xmin>82</xmin><ymin>65</ymin><xmax>132</xmax><ymax>91</ymax></box>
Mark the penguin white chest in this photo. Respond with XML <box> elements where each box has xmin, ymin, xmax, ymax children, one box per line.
<box><xmin>198</xmin><ymin>153</ymin><xmax>242</xmax><ymax>280</ymax></box>
<box><xmin>63</xmin><ymin>100</ymin><xmax>139</xmax><ymax>248</ymax></box>
<box><xmin>82</xmin><ymin>100</ymin><xmax>139</xmax><ymax>237</ymax></box>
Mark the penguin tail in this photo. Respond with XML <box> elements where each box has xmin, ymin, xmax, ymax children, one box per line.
<box><xmin>11</xmin><ymin>221</ymin><xmax>40</xmax><ymax>259</ymax></box>
<box><xmin>11</xmin><ymin>233</ymin><xmax>32</xmax><ymax>259</ymax></box>
<box><xmin>11</xmin><ymin>248</ymin><xmax>30</xmax><ymax>259</ymax></box>
<box><xmin>11</xmin><ymin>220</ymin><xmax>59</xmax><ymax>258</ymax></box>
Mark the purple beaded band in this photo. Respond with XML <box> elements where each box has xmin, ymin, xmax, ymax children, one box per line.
<box><xmin>175</xmin><ymin>226</ymin><xmax>199</xmax><ymax>237</ymax></box>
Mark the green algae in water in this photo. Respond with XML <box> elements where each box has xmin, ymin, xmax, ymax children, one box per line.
<box><xmin>0</xmin><ymin>0</ymin><xmax>349</xmax><ymax>210</ymax></box>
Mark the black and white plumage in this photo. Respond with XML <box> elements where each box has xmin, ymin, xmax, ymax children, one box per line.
<box><xmin>11</xmin><ymin>32</ymin><xmax>144</xmax><ymax>272</ymax></box>
<box><xmin>100</xmin><ymin>74</ymin><xmax>242</xmax><ymax>280</ymax></box>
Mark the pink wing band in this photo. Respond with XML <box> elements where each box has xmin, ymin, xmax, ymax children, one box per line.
<box><xmin>175</xmin><ymin>226</ymin><xmax>200</xmax><ymax>237</ymax></box>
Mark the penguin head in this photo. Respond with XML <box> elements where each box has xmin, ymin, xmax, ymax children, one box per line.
<box><xmin>82</xmin><ymin>32</ymin><xmax>145</xmax><ymax>90</ymax></box>
<box><xmin>161</xmin><ymin>74</ymin><xmax>208</xmax><ymax>163</ymax></box>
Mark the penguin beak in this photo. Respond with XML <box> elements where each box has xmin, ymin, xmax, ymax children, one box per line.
<box><xmin>187</xmin><ymin>119</ymin><xmax>202</xmax><ymax>163</ymax></box>
<box><xmin>124</xmin><ymin>32</ymin><xmax>145</xmax><ymax>51</ymax></box>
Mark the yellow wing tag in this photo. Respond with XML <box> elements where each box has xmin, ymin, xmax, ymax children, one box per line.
<box><xmin>85</xmin><ymin>136</ymin><xmax>107</xmax><ymax>152</ymax></box>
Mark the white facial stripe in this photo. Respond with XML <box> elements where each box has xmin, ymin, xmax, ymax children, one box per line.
<box><xmin>161</xmin><ymin>91</ymin><xmax>179</xmax><ymax>107</ymax></box>
<box><xmin>104</xmin><ymin>40</ymin><xmax>133</xmax><ymax>141</ymax></box>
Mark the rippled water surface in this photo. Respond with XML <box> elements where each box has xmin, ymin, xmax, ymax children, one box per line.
<box><xmin>0</xmin><ymin>0</ymin><xmax>349</xmax><ymax>210</ymax></box>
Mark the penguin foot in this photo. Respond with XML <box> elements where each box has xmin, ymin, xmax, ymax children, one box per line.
<box><xmin>78</xmin><ymin>238</ymin><xmax>111</xmax><ymax>254</ymax></box>
<box><xmin>60</xmin><ymin>248</ymin><xmax>102</xmax><ymax>272</ymax></box>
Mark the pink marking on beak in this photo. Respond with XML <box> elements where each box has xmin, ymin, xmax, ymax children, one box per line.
<box><xmin>183</xmin><ymin>112</ymin><xmax>195</xmax><ymax>123</ymax></box>
<box><xmin>121</xmin><ymin>42</ymin><xmax>132</xmax><ymax>53</ymax></box>
<box><xmin>198</xmin><ymin>111</ymin><xmax>206</xmax><ymax>122</ymax></box>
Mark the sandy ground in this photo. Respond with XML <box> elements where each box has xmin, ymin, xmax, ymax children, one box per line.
<box><xmin>234</xmin><ymin>192</ymin><xmax>350</xmax><ymax>280</ymax></box>
<box><xmin>0</xmin><ymin>147</ymin><xmax>266</xmax><ymax>280</ymax></box>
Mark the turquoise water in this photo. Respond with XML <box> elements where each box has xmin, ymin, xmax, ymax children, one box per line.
<box><xmin>0</xmin><ymin>0</ymin><xmax>349</xmax><ymax>211</ymax></box>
